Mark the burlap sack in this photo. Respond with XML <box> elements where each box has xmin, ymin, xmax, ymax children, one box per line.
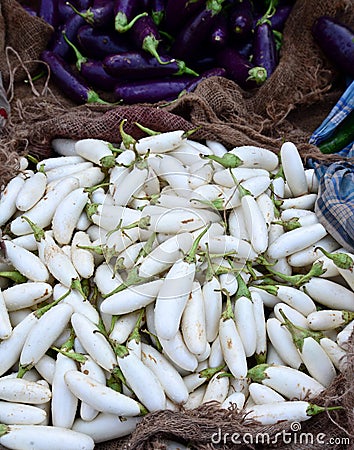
<box><xmin>0</xmin><ymin>0</ymin><xmax>353</xmax><ymax>448</ymax></box>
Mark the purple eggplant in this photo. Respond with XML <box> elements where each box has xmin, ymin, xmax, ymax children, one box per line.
<box><xmin>216</xmin><ymin>46</ymin><xmax>267</xmax><ymax>89</ymax></box>
<box><xmin>210</xmin><ymin>14</ymin><xmax>229</xmax><ymax>49</ymax></box>
<box><xmin>81</xmin><ymin>61</ymin><xmax>121</xmax><ymax>90</ymax></box>
<box><xmin>253</xmin><ymin>22</ymin><xmax>278</xmax><ymax>79</ymax></box>
<box><xmin>57</xmin><ymin>0</ymin><xmax>76</xmax><ymax>23</ymax></box>
<box><xmin>185</xmin><ymin>67</ymin><xmax>227</xmax><ymax>92</ymax></box>
<box><xmin>171</xmin><ymin>0</ymin><xmax>226</xmax><ymax>62</ymax></box>
<box><xmin>114</xmin><ymin>77</ymin><xmax>195</xmax><ymax>104</ymax></box>
<box><xmin>151</xmin><ymin>0</ymin><xmax>166</xmax><ymax>26</ymax></box>
<box><xmin>114</xmin><ymin>0</ymin><xmax>148</xmax><ymax>33</ymax></box>
<box><xmin>68</xmin><ymin>0</ymin><xmax>114</xmax><ymax>27</ymax></box>
<box><xmin>103</xmin><ymin>51</ymin><xmax>198</xmax><ymax>79</ymax></box>
<box><xmin>62</xmin><ymin>31</ymin><xmax>120</xmax><ymax>90</ymax></box>
<box><xmin>164</xmin><ymin>0</ymin><xmax>205</xmax><ymax>34</ymax></box>
<box><xmin>312</xmin><ymin>16</ymin><xmax>354</xmax><ymax>78</ymax></box>
<box><xmin>41</xmin><ymin>50</ymin><xmax>107</xmax><ymax>104</ymax></box>
<box><xmin>229</xmin><ymin>0</ymin><xmax>253</xmax><ymax>36</ymax></box>
<box><xmin>49</xmin><ymin>13</ymin><xmax>86</xmax><ymax>60</ymax></box>
<box><xmin>39</xmin><ymin>0</ymin><xmax>59</xmax><ymax>28</ymax></box>
<box><xmin>268</xmin><ymin>4</ymin><xmax>292</xmax><ymax>31</ymax></box>
<box><xmin>77</xmin><ymin>25</ymin><xmax>131</xmax><ymax>59</ymax></box>
<box><xmin>130</xmin><ymin>14</ymin><xmax>168</xmax><ymax>64</ymax></box>
<box><xmin>193</xmin><ymin>54</ymin><xmax>218</xmax><ymax>72</ymax></box>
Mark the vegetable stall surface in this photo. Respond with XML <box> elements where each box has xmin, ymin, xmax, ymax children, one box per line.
<box><xmin>26</xmin><ymin>0</ymin><xmax>295</xmax><ymax>104</ymax></box>
<box><xmin>0</xmin><ymin>124</ymin><xmax>351</xmax><ymax>448</ymax></box>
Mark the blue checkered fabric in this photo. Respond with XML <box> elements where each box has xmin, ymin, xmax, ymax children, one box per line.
<box><xmin>309</xmin><ymin>80</ymin><xmax>354</xmax><ymax>158</ymax></box>
<box><xmin>309</xmin><ymin>80</ymin><xmax>354</xmax><ymax>252</ymax></box>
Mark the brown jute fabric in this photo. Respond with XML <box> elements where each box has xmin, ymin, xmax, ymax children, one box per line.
<box><xmin>0</xmin><ymin>0</ymin><xmax>353</xmax><ymax>449</ymax></box>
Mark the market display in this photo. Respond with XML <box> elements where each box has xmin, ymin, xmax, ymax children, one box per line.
<box><xmin>0</xmin><ymin>126</ymin><xmax>352</xmax><ymax>448</ymax></box>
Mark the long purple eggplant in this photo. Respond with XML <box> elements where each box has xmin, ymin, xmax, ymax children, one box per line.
<box><xmin>57</xmin><ymin>0</ymin><xmax>76</xmax><ymax>23</ymax></box>
<box><xmin>170</xmin><ymin>0</ymin><xmax>226</xmax><ymax>62</ymax></box>
<box><xmin>216</xmin><ymin>46</ymin><xmax>267</xmax><ymax>89</ymax></box>
<box><xmin>77</xmin><ymin>25</ymin><xmax>131</xmax><ymax>59</ymax></box>
<box><xmin>41</xmin><ymin>50</ymin><xmax>108</xmax><ymax>104</ymax></box>
<box><xmin>81</xmin><ymin>61</ymin><xmax>121</xmax><ymax>90</ymax></box>
<box><xmin>253</xmin><ymin>22</ymin><xmax>278</xmax><ymax>79</ymax></box>
<box><xmin>68</xmin><ymin>0</ymin><xmax>114</xmax><ymax>27</ymax></box>
<box><xmin>39</xmin><ymin>0</ymin><xmax>59</xmax><ymax>28</ymax></box>
<box><xmin>312</xmin><ymin>16</ymin><xmax>354</xmax><ymax>78</ymax></box>
<box><xmin>164</xmin><ymin>0</ymin><xmax>205</xmax><ymax>34</ymax></box>
<box><xmin>49</xmin><ymin>13</ymin><xmax>86</xmax><ymax>60</ymax></box>
<box><xmin>229</xmin><ymin>0</ymin><xmax>253</xmax><ymax>37</ymax></box>
<box><xmin>62</xmin><ymin>31</ymin><xmax>120</xmax><ymax>90</ymax></box>
<box><xmin>103</xmin><ymin>51</ymin><xmax>198</xmax><ymax>79</ymax></box>
<box><xmin>114</xmin><ymin>77</ymin><xmax>195</xmax><ymax>104</ymax></box>
<box><xmin>130</xmin><ymin>14</ymin><xmax>168</xmax><ymax>64</ymax></box>
<box><xmin>114</xmin><ymin>0</ymin><xmax>148</xmax><ymax>33</ymax></box>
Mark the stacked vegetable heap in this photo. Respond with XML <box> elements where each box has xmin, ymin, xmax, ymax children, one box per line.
<box><xmin>27</xmin><ymin>0</ymin><xmax>296</xmax><ymax>104</ymax></box>
<box><xmin>0</xmin><ymin>123</ymin><xmax>351</xmax><ymax>449</ymax></box>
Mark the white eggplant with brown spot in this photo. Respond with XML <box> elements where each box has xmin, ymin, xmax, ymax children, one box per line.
<box><xmin>0</xmin><ymin>424</ymin><xmax>95</xmax><ymax>450</ymax></box>
<box><xmin>0</xmin><ymin>175</ymin><xmax>25</xmax><ymax>227</ymax></box>
<box><xmin>71</xmin><ymin>312</ymin><xmax>117</xmax><ymax>372</ymax></box>
<box><xmin>65</xmin><ymin>370</ymin><xmax>142</xmax><ymax>416</ymax></box>
<box><xmin>2</xmin><ymin>240</ymin><xmax>49</xmax><ymax>283</ymax></box>
<box><xmin>52</xmin><ymin>188</ymin><xmax>89</xmax><ymax>245</ymax></box>
<box><xmin>20</xmin><ymin>303</ymin><xmax>74</xmax><ymax>369</ymax></box>
<box><xmin>16</xmin><ymin>171</ymin><xmax>47</xmax><ymax>212</ymax></box>
<box><xmin>10</xmin><ymin>177</ymin><xmax>80</xmax><ymax>236</ymax></box>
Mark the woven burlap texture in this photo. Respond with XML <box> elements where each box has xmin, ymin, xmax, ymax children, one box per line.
<box><xmin>0</xmin><ymin>0</ymin><xmax>353</xmax><ymax>448</ymax></box>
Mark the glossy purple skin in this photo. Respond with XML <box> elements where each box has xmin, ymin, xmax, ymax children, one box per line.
<box><xmin>164</xmin><ymin>0</ymin><xmax>204</xmax><ymax>33</ymax></box>
<box><xmin>171</xmin><ymin>5</ymin><xmax>221</xmax><ymax>61</ymax></box>
<box><xmin>130</xmin><ymin>14</ymin><xmax>161</xmax><ymax>49</ymax></box>
<box><xmin>114</xmin><ymin>77</ymin><xmax>194</xmax><ymax>104</ymax></box>
<box><xmin>41</xmin><ymin>50</ymin><xmax>92</xmax><ymax>104</ymax></box>
<box><xmin>230</xmin><ymin>0</ymin><xmax>253</xmax><ymax>36</ymax></box>
<box><xmin>58</xmin><ymin>0</ymin><xmax>76</xmax><ymax>23</ymax></box>
<box><xmin>104</xmin><ymin>51</ymin><xmax>185</xmax><ymax>79</ymax></box>
<box><xmin>39</xmin><ymin>0</ymin><xmax>59</xmax><ymax>27</ymax></box>
<box><xmin>49</xmin><ymin>13</ymin><xmax>86</xmax><ymax>59</ymax></box>
<box><xmin>216</xmin><ymin>46</ymin><xmax>257</xmax><ymax>89</ymax></box>
<box><xmin>113</xmin><ymin>0</ymin><xmax>138</xmax><ymax>19</ymax></box>
<box><xmin>86</xmin><ymin>0</ymin><xmax>114</xmax><ymax>27</ymax></box>
<box><xmin>77</xmin><ymin>25</ymin><xmax>131</xmax><ymax>59</ymax></box>
<box><xmin>312</xmin><ymin>16</ymin><xmax>354</xmax><ymax>78</ymax></box>
<box><xmin>253</xmin><ymin>22</ymin><xmax>278</xmax><ymax>79</ymax></box>
<box><xmin>186</xmin><ymin>67</ymin><xmax>227</xmax><ymax>92</ymax></box>
<box><xmin>81</xmin><ymin>60</ymin><xmax>120</xmax><ymax>90</ymax></box>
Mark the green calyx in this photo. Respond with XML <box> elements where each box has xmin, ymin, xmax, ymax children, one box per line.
<box><xmin>315</xmin><ymin>247</ymin><xmax>354</xmax><ymax>270</ymax></box>
<box><xmin>115</xmin><ymin>11</ymin><xmax>148</xmax><ymax>33</ymax></box>
<box><xmin>278</xmin><ymin>309</ymin><xmax>324</xmax><ymax>352</ymax></box>
<box><xmin>306</xmin><ymin>403</ymin><xmax>343</xmax><ymax>416</ymax></box>
<box><xmin>247</xmin><ymin>363</ymin><xmax>270</xmax><ymax>382</ymax></box>
<box><xmin>0</xmin><ymin>424</ymin><xmax>9</xmax><ymax>437</ymax></box>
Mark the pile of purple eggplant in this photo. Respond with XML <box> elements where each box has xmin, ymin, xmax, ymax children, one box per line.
<box><xmin>26</xmin><ymin>0</ymin><xmax>295</xmax><ymax>105</ymax></box>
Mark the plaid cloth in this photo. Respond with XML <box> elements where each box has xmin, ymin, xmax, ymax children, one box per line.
<box><xmin>313</xmin><ymin>161</ymin><xmax>354</xmax><ymax>253</ymax></box>
<box><xmin>309</xmin><ymin>80</ymin><xmax>354</xmax><ymax>158</ymax></box>
<box><xmin>309</xmin><ymin>81</ymin><xmax>354</xmax><ymax>252</ymax></box>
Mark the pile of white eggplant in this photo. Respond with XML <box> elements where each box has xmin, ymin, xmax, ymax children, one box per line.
<box><xmin>0</xmin><ymin>123</ymin><xmax>352</xmax><ymax>450</ymax></box>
